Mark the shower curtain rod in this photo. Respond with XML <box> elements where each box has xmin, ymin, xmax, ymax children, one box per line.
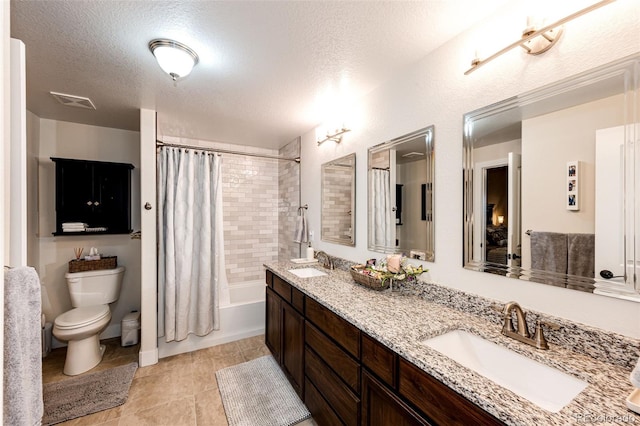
<box><xmin>156</xmin><ymin>140</ymin><xmax>300</xmax><ymax>162</ymax></box>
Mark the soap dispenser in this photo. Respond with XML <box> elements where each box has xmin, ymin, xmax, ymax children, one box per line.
<box><xmin>306</xmin><ymin>243</ymin><xmax>314</xmax><ymax>260</ymax></box>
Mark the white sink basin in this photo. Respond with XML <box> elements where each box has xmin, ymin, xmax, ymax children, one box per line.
<box><xmin>421</xmin><ymin>330</ymin><xmax>588</xmax><ymax>413</ymax></box>
<box><xmin>287</xmin><ymin>268</ymin><xmax>328</xmax><ymax>278</ymax></box>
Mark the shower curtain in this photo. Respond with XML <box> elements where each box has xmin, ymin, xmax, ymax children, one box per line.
<box><xmin>157</xmin><ymin>146</ymin><xmax>230</xmax><ymax>342</ymax></box>
<box><xmin>371</xmin><ymin>168</ymin><xmax>393</xmax><ymax>247</ymax></box>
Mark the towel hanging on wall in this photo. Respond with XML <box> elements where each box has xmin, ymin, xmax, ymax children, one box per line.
<box><xmin>293</xmin><ymin>205</ymin><xmax>309</xmax><ymax>244</ymax></box>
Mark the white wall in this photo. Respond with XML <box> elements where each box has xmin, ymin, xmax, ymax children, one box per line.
<box><xmin>301</xmin><ymin>1</ymin><xmax>640</xmax><ymax>337</ymax></box>
<box><xmin>520</xmin><ymin>94</ymin><xmax>624</xmax><ymax>268</ymax></box>
<box><xmin>28</xmin><ymin>117</ymin><xmax>141</xmax><ymax>343</ymax></box>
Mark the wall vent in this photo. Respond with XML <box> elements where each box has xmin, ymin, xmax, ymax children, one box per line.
<box><xmin>50</xmin><ymin>91</ymin><xmax>96</xmax><ymax>110</ymax></box>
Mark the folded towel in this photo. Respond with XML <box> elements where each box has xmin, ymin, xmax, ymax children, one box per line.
<box><xmin>293</xmin><ymin>209</ymin><xmax>308</xmax><ymax>243</ymax></box>
<box><xmin>4</xmin><ymin>267</ymin><xmax>43</xmax><ymax>426</ymax></box>
<box><xmin>631</xmin><ymin>358</ymin><xmax>640</xmax><ymax>388</ymax></box>
<box><xmin>567</xmin><ymin>233</ymin><xmax>595</xmax><ymax>278</ymax></box>
<box><xmin>530</xmin><ymin>231</ymin><xmax>568</xmax><ymax>274</ymax></box>
<box><xmin>62</xmin><ymin>222</ymin><xmax>87</xmax><ymax>227</ymax></box>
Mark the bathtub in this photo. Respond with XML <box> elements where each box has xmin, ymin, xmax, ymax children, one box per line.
<box><xmin>158</xmin><ymin>280</ymin><xmax>266</xmax><ymax>358</ymax></box>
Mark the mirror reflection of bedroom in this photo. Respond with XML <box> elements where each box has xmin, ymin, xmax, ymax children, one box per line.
<box><xmin>485</xmin><ymin>166</ymin><xmax>508</xmax><ymax>265</ymax></box>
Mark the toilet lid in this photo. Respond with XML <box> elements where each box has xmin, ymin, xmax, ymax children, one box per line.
<box><xmin>54</xmin><ymin>305</ymin><xmax>110</xmax><ymax>329</ymax></box>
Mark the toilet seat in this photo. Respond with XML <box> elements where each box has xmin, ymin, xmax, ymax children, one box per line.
<box><xmin>54</xmin><ymin>305</ymin><xmax>110</xmax><ymax>329</ymax></box>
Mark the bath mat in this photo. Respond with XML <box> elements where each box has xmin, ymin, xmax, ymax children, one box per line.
<box><xmin>216</xmin><ymin>355</ymin><xmax>311</xmax><ymax>426</ymax></box>
<box><xmin>42</xmin><ymin>362</ymin><xmax>137</xmax><ymax>425</ymax></box>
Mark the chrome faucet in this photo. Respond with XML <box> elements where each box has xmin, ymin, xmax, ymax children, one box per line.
<box><xmin>498</xmin><ymin>301</ymin><xmax>560</xmax><ymax>350</ymax></box>
<box><xmin>315</xmin><ymin>251</ymin><xmax>334</xmax><ymax>270</ymax></box>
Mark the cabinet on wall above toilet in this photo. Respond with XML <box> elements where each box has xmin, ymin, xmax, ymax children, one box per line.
<box><xmin>51</xmin><ymin>157</ymin><xmax>134</xmax><ymax>236</ymax></box>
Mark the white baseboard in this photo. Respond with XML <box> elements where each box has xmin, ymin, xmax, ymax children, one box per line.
<box><xmin>139</xmin><ymin>347</ymin><xmax>159</xmax><ymax>367</ymax></box>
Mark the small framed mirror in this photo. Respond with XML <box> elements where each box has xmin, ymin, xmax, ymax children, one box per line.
<box><xmin>368</xmin><ymin>126</ymin><xmax>435</xmax><ymax>261</ymax></box>
<box><xmin>321</xmin><ymin>153</ymin><xmax>356</xmax><ymax>246</ymax></box>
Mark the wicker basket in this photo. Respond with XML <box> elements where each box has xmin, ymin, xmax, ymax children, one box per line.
<box><xmin>68</xmin><ymin>256</ymin><xmax>117</xmax><ymax>273</ymax></box>
<box><xmin>350</xmin><ymin>265</ymin><xmax>390</xmax><ymax>291</ymax></box>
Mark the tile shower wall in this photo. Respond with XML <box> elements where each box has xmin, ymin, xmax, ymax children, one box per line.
<box><xmin>278</xmin><ymin>137</ymin><xmax>301</xmax><ymax>261</ymax></box>
<box><xmin>159</xmin><ymin>136</ymin><xmax>282</xmax><ymax>284</ymax></box>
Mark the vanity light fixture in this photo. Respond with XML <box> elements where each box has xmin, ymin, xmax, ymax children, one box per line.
<box><xmin>498</xmin><ymin>215</ymin><xmax>505</xmax><ymax>225</ymax></box>
<box><xmin>465</xmin><ymin>0</ymin><xmax>615</xmax><ymax>75</ymax></box>
<box><xmin>317</xmin><ymin>127</ymin><xmax>351</xmax><ymax>146</ymax></box>
<box><xmin>149</xmin><ymin>39</ymin><xmax>199</xmax><ymax>81</ymax></box>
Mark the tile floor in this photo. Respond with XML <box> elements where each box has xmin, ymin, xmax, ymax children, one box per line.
<box><xmin>42</xmin><ymin>335</ymin><xmax>317</xmax><ymax>426</ymax></box>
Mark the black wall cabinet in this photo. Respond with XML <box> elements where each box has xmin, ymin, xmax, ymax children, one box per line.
<box><xmin>52</xmin><ymin>157</ymin><xmax>134</xmax><ymax>235</ymax></box>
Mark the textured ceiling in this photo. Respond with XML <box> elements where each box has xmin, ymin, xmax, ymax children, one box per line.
<box><xmin>10</xmin><ymin>0</ymin><xmax>506</xmax><ymax>149</ymax></box>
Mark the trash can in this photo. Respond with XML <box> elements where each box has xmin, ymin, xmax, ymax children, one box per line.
<box><xmin>121</xmin><ymin>311</ymin><xmax>140</xmax><ymax>347</ymax></box>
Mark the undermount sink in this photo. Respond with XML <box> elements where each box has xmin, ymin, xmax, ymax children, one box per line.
<box><xmin>287</xmin><ymin>268</ymin><xmax>328</xmax><ymax>278</ymax></box>
<box><xmin>421</xmin><ymin>330</ymin><xmax>588</xmax><ymax>413</ymax></box>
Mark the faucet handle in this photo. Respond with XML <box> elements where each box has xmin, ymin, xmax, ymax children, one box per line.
<box><xmin>533</xmin><ymin>319</ymin><xmax>560</xmax><ymax>350</ymax></box>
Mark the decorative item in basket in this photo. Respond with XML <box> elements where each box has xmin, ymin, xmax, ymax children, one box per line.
<box><xmin>350</xmin><ymin>255</ymin><xmax>426</xmax><ymax>291</ymax></box>
<box><xmin>68</xmin><ymin>256</ymin><xmax>118</xmax><ymax>273</ymax></box>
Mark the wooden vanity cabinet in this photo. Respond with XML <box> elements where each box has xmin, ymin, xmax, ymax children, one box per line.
<box><xmin>265</xmin><ymin>271</ymin><xmax>506</xmax><ymax>426</ymax></box>
<box><xmin>264</xmin><ymin>273</ymin><xmax>305</xmax><ymax>397</ymax></box>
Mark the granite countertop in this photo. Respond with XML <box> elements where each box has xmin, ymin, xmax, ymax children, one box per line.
<box><xmin>265</xmin><ymin>261</ymin><xmax>640</xmax><ymax>426</ymax></box>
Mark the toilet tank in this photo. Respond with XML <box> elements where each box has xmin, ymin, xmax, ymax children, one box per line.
<box><xmin>65</xmin><ymin>266</ymin><xmax>125</xmax><ymax>307</ymax></box>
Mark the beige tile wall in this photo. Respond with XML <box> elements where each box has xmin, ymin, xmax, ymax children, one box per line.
<box><xmin>159</xmin><ymin>135</ymin><xmax>299</xmax><ymax>284</ymax></box>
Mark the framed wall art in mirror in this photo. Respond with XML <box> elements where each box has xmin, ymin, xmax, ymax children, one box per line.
<box><xmin>462</xmin><ymin>54</ymin><xmax>640</xmax><ymax>301</ymax></box>
<box><xmin>368</xmin><ymin>126</ymin><xmax>435</xmax><ymax>261</ymax></box>
<box><xmin>321</xmin><ymin>153</ymin><xmax>356</xmax><ymax>246</ymax></box>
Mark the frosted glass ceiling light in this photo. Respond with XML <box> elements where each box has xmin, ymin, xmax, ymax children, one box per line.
<box><xmin>149</xmin><ymin>39</ymin><xmax>199</xmax><ymax>81</ymax></box>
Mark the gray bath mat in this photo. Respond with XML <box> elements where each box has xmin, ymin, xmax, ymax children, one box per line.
<box><xmin>216</xmin><ymin>355</ymin><xmax>311</xmax><ymax>426</ymax></box>
<box><xmin>42</xmin><ymin>362</ymin><xmax>137</xmax><ymax>425</ymax></box>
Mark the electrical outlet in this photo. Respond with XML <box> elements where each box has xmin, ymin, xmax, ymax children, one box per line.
<box><xmin>309</xmin><ymin>230</ymin><xmax>314</xmax><ymax>241</ymax></box>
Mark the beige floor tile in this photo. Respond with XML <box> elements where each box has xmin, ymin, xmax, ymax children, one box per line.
<box><xmin>235</xmin><ymin>335</ymin><xmax>265</xmax><ymax>352</ymax></box>
<box><xmin>195</xmin><ymin>388</ymin><xmax>228</xmax><ymax>426</ymax></box>
<box><xmin>118</xmin><ymin>396</ymin><xmax>196</xmax><ymax>426</ymax></box>
<box><xmin>241</xmin><ymin>345</ymin><xmax>271</xmax><ymax>362</ymax></box>
<box><xmin>41</xmin><ymin>334</ymin><xmax>319</xmax><ymax>426</ymax></box>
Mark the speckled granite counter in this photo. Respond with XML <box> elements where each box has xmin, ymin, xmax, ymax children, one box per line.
<box><xmin>265</xmin><ymin>261</ymin><xmax>640</xmax><ymax>426</ymax></box>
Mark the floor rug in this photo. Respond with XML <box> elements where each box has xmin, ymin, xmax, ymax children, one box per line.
<box><xmin>216</xmin><ymin>355</ymin><xmax>311</xmax><ymax>426</ymax></box>
<box><xmin>42</xmin><ymin>362</ymin><xmax>137</xmax><ymax>425</ymax></box>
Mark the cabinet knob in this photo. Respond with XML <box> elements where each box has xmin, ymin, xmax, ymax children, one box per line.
<box><xmin>86</xmin><ymin>201</ymin><xmax>93</xmax><ymax>206</ymax></box>
<box><xmin>94</xmin><ymin>201</ymin><xmax>100</xmax><ymax>206</ymax></box>
<box><xmin>144</xmin><ymin>202</ymin><xmax>152</xmax><ymax>210</ymax></box>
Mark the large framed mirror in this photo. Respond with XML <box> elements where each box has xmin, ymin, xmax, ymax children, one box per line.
<box><xmin>463</xmin><ymin>55</ymin><xmax>639</xmax><ymax>301</ymax></box>
<box><xmin>368</xmin><ymin>126</ymin><xmax>435</xmax><ymax>261</ymax></box>
<box><xmin>321</xmin><ymin>153</ymin><xmax>356</xmax><ymax>246</ymax></box>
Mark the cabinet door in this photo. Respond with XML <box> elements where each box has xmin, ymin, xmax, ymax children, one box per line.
<box><xmin>362</xmin><ymin>371</ymin><xmax>430</xmax><ymax>426</ymax></box>
<box><xmin>282</xmin><ymin>302</ymin><xmax>304</xmax><ymax>397</ymax></box>
<box><xmin>265</xmin><ymin>287</ymin><xmax>282</xmax><ymax>363</ymax></box>
<box><xmin>92</xmin><ymin>162</ymin><xmax>131</xmax><ymax>232</ymax></box>
<box><xmin>56</xmin><ymin>160</ymin><xmax>94</xmax><ymax>227</ymax></box>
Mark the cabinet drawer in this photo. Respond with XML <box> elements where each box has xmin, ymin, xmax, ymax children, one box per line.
<box><xmin>305</xmin><ymin>297</ymin><xmax>360</xmax><ymax>358</ymax></box>
<box><xmin>305</xmin><ymin>378</ymin><xmax>344</xmax><ymax>426</ymax></box>
<box><xmin>306</xmin><ymin>347</ymin><xmax>360</xmax><ymax>426</ymax></box>
<box><xmin>266</xmin><ymin>270</ymin><xmax>273</xmax><ymax>287</ymax></box>
<box><xmin>306</xmin><ymin>322</ymin><xmax>360</xmax><ymax>393</ymax></box>
<box><xmin>292</xmin><ymin>286</ymin><xmax>305</xmax><ymax>313</ymax></box>
<box><xmin>362</xmin><ymin>333</ymin><xmax>396</xmax><ymax>389</ymax></box>
<box><xmin>273</xmin><ymin>275</ymin><xmax>292</xmax><ymax>303</ymax></box>
<box><xmin>398</xmin><ymin>358</ymin><xmax>504</xmax><ymax>426</ymax></box>
<box><xmin>362</xmin><ymin>371</ymin><xmax>429</xmax><ymax>426</ymax></box>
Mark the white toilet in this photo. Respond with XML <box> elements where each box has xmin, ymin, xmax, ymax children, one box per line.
<box><xmin>52</xmin><ymin>266</ymin><xmax>125</xmax><ymax>375</ymax></box>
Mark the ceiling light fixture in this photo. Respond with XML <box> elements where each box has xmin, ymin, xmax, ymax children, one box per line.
<box><xmin>149</xmin><ymin>39</ymin><xmax>199</xmax><ymax>81</ymax></box>
<box><xmin>465</xmin><ymin>0</ymin><xmax>615</xmax><ymax>75</ymax></box>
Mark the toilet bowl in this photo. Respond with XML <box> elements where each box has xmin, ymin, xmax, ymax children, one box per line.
<box><xmin>52</xmin><ymin>266</ymin><xmax>125</xmax><ymax>376</ymax></box>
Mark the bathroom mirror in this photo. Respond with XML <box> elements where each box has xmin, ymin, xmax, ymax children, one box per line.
<box><xmin>321</xmin><ymin>153</ymin><xmax>356</xmax><ymax>246</ymax></box>
<box><xmin>463</xmin><ymin>55</ymin><xmax>640</xmax><ymax>301</ymax></box>
<box><xmin>368</xmin><ymin>126</ymin><xmax>435</xmax><ymax>261</ymax></box>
